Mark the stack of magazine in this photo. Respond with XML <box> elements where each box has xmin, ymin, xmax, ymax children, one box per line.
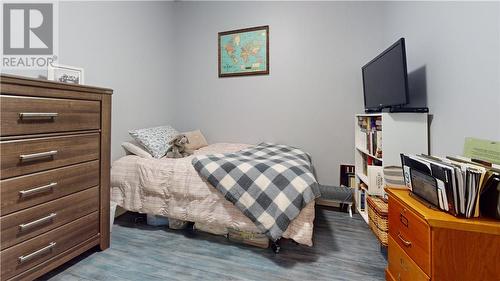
<box><xmin>401</xmin><ymin>154</ymin><xmax>500</xmax><ymax>218</ymax></box>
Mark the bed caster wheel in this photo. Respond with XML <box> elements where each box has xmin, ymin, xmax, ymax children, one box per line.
<box><xmin>271</xmin><ymin>242</ymin><xmax>281</xmax><ymax>254</ymax></box>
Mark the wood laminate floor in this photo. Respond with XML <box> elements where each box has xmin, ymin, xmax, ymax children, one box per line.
<box><xmin>39</xmin><ymin>208</ymin><xmax>387</xmax><ymax>281</ymax></box>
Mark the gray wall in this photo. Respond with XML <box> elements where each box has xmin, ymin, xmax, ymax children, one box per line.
<box><xmin>2</xmin><ymin>1</ymin><xmax>177</xmax><ymax>162</ymax></box>
<box><xmin>172</xmin><ymin>2</ymin><xmax>387</xmax><ymax>184</ymax></box>
<box><xmin>172</xmin><ymin>1</ymin><xmax>500</xmax><ymax>184</ymax></box>
<box><xmin>381</xmin><ymin>1</ymin><xmax>500</xmax><ymax>156</ymax></box>
<box><xmin>3</xmin><ymin>1</ymin><xmax>499</xmax><ymax>185</ymax></box>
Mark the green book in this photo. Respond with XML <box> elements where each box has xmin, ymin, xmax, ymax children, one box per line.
<box><xmin>463</xmin><ymin>137</ymin><xmax>500</xmax><ymax>165</ymax></box>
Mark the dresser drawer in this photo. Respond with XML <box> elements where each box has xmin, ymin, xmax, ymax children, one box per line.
<box><xmin>0</xmin><ymin>212</ymin><xmax>98</xmax><ymax>280</ymax></box>
<box><xmin>388</xmin><ymin>196</ymin><xmax>431</xmax><ymax>275</ymax></box>
<box><xmin>0</xmin><ymin>133</ymin><xmax>99</xmax><ymax>180</ymax></box>
<box><xmin>1</xmin><ymin>161</ymin><xmax>99</xmax><ymax>215</ymax></box>
<box><xmin>0</xmin><ymin>95</ymin><xmax>100</xmax><ymax>137</ymax></box>
<box><xmin>1</xmin><ymin>187</ymin><xmax>98</xmax><ymax>250</ymax></box>
<box><xmin>387</xmin><ymin>236</ymin><xmax>429</xmax><ymax>281</ymax></box>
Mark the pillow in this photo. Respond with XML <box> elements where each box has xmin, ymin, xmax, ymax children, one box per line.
<box><xmin>129</xmin><ymin>125</ymin><xmax>179</xmax><ymax>158</ymax></box>
<box><xmin>121</xmin><ymin>141</ymin><xmax>152</xmax><ymax>159</ymax></box>
<box><xmin>183</xmin><ymin>130</ymin><xmax>208</xmax><ymax>153</ymax></box>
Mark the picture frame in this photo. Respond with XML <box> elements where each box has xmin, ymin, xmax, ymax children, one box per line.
<box><xmin>218</xmin><ymin>25</ymin><xmax>269</xmax><ymax>78</ymax></box>
<box><xmin>47</xmin><ymin>64</ymin><xmax>85</xmax><ymax>84</ymax></box>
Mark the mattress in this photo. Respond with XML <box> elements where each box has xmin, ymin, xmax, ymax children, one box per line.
<box><xmin>110</xmin><ymin>143</ymin><xmax>316</xmax><ymax>246</ymax></box>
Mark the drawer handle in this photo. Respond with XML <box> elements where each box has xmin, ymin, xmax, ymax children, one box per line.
<box><xmin>19</xmin><ymin>112</ymin><xmax>58</xmax><ymax>119</ymax></box>
<box><xmin>19</xmin><ymin>182</ymin><xmax>57</xmax><ymax>198</ymax></box>
<box><xmin>400</xmin><ymin>213</ymin><xmax>409</xmax><ymax>227</ymax></box>
<box><xmin>19</xmin><ymin>213</ymin><xmax>57</xmax><ymax>232</ymax></box>
<box><xmin>19</xmin><ymin>150</ymin><xmax>58</xmax><ymax>162</ymax></box>
<box><xmin>397</xmin><ymin>232</ymin><xmax>412</xmax><ymax>247</ymax></box>
<box><xmin>18</xmin><ymin>242</ymin><xmax>56</xmax><ymax>264</ymax></box>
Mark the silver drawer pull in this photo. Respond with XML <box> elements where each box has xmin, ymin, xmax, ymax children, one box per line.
<box><xmin>397</xmin><ymin>232</ymin><xmax>412</xmax><ymax>247</ymax></box>
<box><xmin>19</xmin><ymin>182</ymin><xmax>57</xmax><ymax>198</ymax></box>
<box><xmin>19</xmin><ymin>112</ymin><xmax>59</xmax><ymax>119</ymax></box>
<box><xmin>18</xmin><ymin>242</ymin><xmax>56</xmax><ymax>264</ymax></box>
<box><xmin>20</xmin><ymin>150</ymin><xmax>58</xmax><ymax>162</ymax></box>
<box><xmin>19</xmin><ymin>213</ymin><xmax>57</xmax><ymax>232</ymax></box>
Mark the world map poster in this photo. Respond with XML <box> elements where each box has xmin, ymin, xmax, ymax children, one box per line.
<box><xmin>218</xmin><ymin>26</ymin><xmax>269</xmax><ymax>77</ymax></box>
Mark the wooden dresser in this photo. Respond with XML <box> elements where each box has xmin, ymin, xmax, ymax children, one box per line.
<box><xmin>0</xmin><ymin>74</ymin><xmax>112</xmax><ymax>280</ymax></box>
<box><xmin>385</xmin><ymin>188</ymin><xmax>500</xmax><ymax>281</ymax></box>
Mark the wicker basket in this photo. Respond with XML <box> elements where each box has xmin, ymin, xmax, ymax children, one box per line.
<box><xmin>367</xmin><ymin>196</ymin><xmax>389</xmax><ymax>246</ymax></box>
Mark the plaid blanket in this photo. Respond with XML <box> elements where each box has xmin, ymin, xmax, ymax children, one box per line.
<box><xmin>192</xmin><ymin>143</ymin><xmax>320</xmax><ymax>241</ymax></box>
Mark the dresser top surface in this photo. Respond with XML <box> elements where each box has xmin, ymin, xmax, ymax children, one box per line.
<box><xmin>1</xmin><ymin>74</ymin><xmax>113</xmax><ymax>95</ymax></box>
<box><xmin>386</xmin><ymin>188</ymin><xmax>500</xmax><ymax>235</ymax></box>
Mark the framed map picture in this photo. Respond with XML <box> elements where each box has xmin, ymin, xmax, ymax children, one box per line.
<box><xmin>218</xmin><ymin>25</ymin><xmax>269</xmax><ymax>77</ymax></box>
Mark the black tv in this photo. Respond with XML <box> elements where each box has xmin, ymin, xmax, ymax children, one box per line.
<box><xmin>362</xmin><ymin>38</ymin><xmax>409</xmax><ymax>112</ymax></box>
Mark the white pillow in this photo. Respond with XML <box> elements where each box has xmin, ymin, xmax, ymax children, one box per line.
<box><xmin>121</xmin><ymin>141</ymin><xmax>152</xmax><ymax>159</ymax></box>
<box><xmin>129</xmin><ymin>125</ymin><xmax>179</xmax><ymax>158</ymax></box>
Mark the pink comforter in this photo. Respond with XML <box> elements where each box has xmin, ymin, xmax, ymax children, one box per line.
<box><xmin>111</xmin><ymin>143</ymin><xmax>316</xmax><ymax>246</ymax></box>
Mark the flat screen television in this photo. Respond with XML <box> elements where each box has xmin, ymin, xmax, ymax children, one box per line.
<box><xmin>362</xmin><ymin>38</ymin><xmax>409</xmax><ymax>112</ymax></box>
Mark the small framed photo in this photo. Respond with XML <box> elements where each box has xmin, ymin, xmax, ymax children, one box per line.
<box><xmin>48</xmin><ymin>64</ymin><xmax>84</xmax><ymax>84</ymax></box>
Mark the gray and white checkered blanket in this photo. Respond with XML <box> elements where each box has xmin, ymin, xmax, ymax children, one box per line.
<box><xmin>192</xmin><ymin>143</ymin><xmax>320</xmax><ymax>241</ymax></box>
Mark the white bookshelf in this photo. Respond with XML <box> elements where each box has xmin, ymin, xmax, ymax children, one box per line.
<box><xmin>354</xmin><ymin>112</ymin><xmax>428</xmax><ymax>223</ymax></box>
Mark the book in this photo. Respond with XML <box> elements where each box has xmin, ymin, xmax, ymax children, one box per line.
<box><xmin>416</xmin><ymin>155</ymin><xmax>456</xmax><ymax>215</ymax></box>
<box><xmin>358</xmin><ymin>116</ymin><xmax>382</xmax><ymax>157</ymax></box>
<box><xmin>463</xmin><ymin>137</ymin><xmax>500</xmax><ymax>165</ymax></box>
<box><xmin>400</xmin><ymin>154</ymin><xmax>413</xmax><ymax>190</ymax></box>
<box><xmin>479</xmin><ymin>172</ymin><xmax>500</xmax><ymax>219</ymax></box>
<box><xmin>375</xmin><ymin>116</ymin><xmax>382</xmax><ymax>130</ymax></box>
<box><xmin>340</xmin><ymin>164</ymin><xmax>355</xmax><ymax>187</ymax></box>
<box><xmin>401</xmin><ymin>153</ymin><xmax>495</xmax><ymax>218</ymax></box>
<box><xmin>368</xmin><ymin>165</ymin><xmax>384</xmax><ymax>196</ymax></box>
<box><xmin>348</xmin><ymin>174</ymin><xmax>356</xmax><ymax>187</ymax></box>
<box><xmin>360</xmin><ymin>189</ymin><xmax>366</xmax><ymax>211</ymax></box>
<box><xmin>375</xmin><ymin>131</ymin><xmax>382</xmax><ymax>158</ymax></box>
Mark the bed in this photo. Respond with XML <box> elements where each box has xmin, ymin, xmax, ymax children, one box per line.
<box><xmin>110</xmin><ymin>143</ymin><xmax>316</xmax><ymax>246</ymax></box>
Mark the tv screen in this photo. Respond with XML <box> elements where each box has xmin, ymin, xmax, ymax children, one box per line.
<box><xmin>362</xmin><ymin>38</ymin><xmax>409</xmax><ymax>111</ymax></box>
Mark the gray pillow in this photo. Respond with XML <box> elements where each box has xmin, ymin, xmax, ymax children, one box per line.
<box><xmin>129</xmin><ymin>125</ymin><xmax>179</xmax><ymax>158</ymax></box>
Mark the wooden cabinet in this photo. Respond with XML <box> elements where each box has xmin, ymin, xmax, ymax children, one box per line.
<box><xmin>385</xmin><ymin>188</ymin><xmax>500</xmax><ymax>281</ymax></box>
<box><xmin>0</xmin><ymin>74</ymin><xmax>112</xmax><ymax>280</ymax></box>
<box><xmin>388</xmin><ymin>194</ymin><xmax>430</xmax><ymax>274</ymax></box>
<box><xmin>387</xmin><ymin>236</ymin><xmax>429</xmax><ymax>281</ymax></box>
